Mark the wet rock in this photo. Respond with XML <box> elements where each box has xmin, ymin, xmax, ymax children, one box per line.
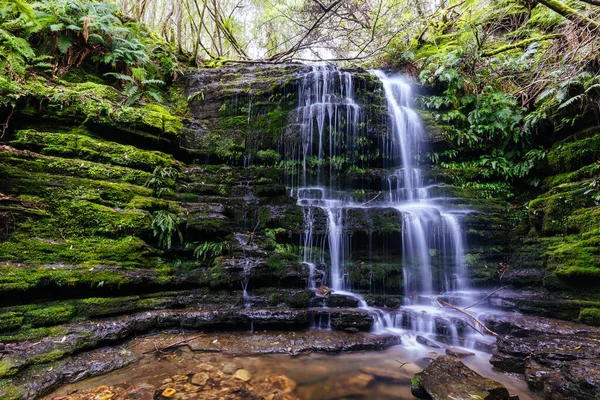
<box><xmin>191</xmin><ymin>372</ymin><xmax>209</xmax><ymax>386</ymax></box>
<box><xmin>359</xmin><ymin>367</ymin><xmax>409</xmax><ymax>383</ymax></box>
<box><xmin>416</xmin><ymin>335</ymin><xmax>443</xmax><ymax>349</ymax></box>
<box><xmin>232</xmin><ymin>369</ymin><xmax>251</xmax><ymax>382</ymax></box>
<box><xmin>491</xmin><ymin>329</ymin><xmax>600</xmax><ymax>399</ymax></box>
<box><xmin>445</xmin><ymin>347</ymin><xmax>475</xmax><ymax>359</ymax></box>
<box><xmin>254</xmin><ymin>374</ymin><xmax>297</xmax><ymax>397</ymax></box>
<box><xmin>412</xmin><ymin>356</ymin><xmax>512</xmax><ymax>400</ymax></box>
<box><xmin>473</xmin><ymin>340</ymin><xmax>497</xmax><ymax>354</ymax></box>
<box><xmin>221</xmin><ymin>363</ymin><xmax>236</xmax><ymax>374</ymax></box>
<box><xmin>196</xmin><ymin>363</ymin><xmax>214</xmax><ymax>372</ymax></box>
<box><xmin>172</xmin><ymin>375</ymin><xmax>188</xmax><ymax>382</ymax></box>
<box><xmin>123</xmin><ymin>383</ymin><xmax>155</xmax><ymax>400</ymax></box>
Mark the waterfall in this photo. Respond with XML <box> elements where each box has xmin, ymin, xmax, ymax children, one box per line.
<box><xmin>374</xmin><ymin>70</ymin><xmax>469</xmax><ymax>298</ymax></box>
<box><xmin>288</xmin><ymin>65</ymin><xmax>468</xmax><ymax>302</ymax></box>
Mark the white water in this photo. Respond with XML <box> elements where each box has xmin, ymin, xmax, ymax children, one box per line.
<box><xmin>287</xmin><ymin>65</ymin><xmax>490</xmax><ymax>350</ymax></box>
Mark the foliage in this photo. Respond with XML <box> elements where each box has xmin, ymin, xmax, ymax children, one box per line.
<box><xmin>144</xmin><ymin>165</ymin><xmax>178</xmax><ymax>198</ymax></box>
<box><xmin>193</xmin><ymin>241</ymin><xmax>224</xmax><ymax>262</ymax></box>
<box><xmin>151</xmin><ymin>210</ymin><xmax>182</xmax><ymax>249</ymax></box>
<box><xmin>106</xmin><ymin>67</ymin><xmax>165</xmax><ymax>105</ymax></box>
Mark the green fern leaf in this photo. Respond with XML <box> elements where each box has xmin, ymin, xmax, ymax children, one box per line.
<box><xmin>58</xmin><ymin>35</ymin><xmax>72</xmax><ymax>53</ymax></box>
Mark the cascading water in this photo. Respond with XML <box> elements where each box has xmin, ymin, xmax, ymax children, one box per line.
<box><xmin>373</xmin><ymin>70</ymin><xmax>469</xmax><ymax>298</ymax></box>
<box><xmin>287</xmin><ymin>65</ymin><xmax>487</xmax><ymax>348</ymax></box>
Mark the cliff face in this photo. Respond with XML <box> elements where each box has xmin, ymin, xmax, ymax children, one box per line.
<box><xmin>0</xmin><ymin>64</ymin><xmax>512</xmax><ymax>329</ymax></box>
<box><xmin>0</xmin><ymin>63</ymin><xmax>522</xmax><ymax>397</ymax></box>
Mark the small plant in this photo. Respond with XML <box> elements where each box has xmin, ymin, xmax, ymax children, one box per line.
<box><xmin>193</xmin><ymin>241</ymin><xmax>224</xmax><ymax>261</ymax></box>
<box><xmin>106</xmin><ymin>67</ymin><xmax>165</xmax><ymax>105</ymax></box>
<box><xmin>151</xmin><ymin>210</ymin><xmax>182</xmax><ymax>249</ymax></box>
<box><xmin>144</xmin><ymin>165</ymin><xmax>178</xmax><ymax>198</ymax></box>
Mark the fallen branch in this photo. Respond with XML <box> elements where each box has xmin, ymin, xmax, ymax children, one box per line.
<box><xmin>464</xmin><ymin>286</ymin><xmax>508</xmax><ymax>310</ymax></box>
<box><xmin>481</xmin><ymin>34</ymin><xmax>563</xmax><ymax>57</ymax></box>
<box><xmin>360</xmin><ymin>191</ymin><xmax>382</xmax><ymax>206</ymax></box>
<box><xmin>395</xmin><ymin>360</ymin><xmax>409</xmax><ymax>368</ymax></box>
<box><xmin>143</xmin><ymin>333</ymin><xmax>204</xmax><ymax>354</ymax></box>
<box><xmin>438</xmin><ymin>300</ymin><xmax>498</xmax><ymax>337</ymax></box>
<box><xmin>463</xmin><ymin>319</ymin><xmax>485</xmax><ymax>336</ymax></box>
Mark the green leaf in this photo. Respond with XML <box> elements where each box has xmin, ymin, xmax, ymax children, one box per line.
<box><xmin>58</xmin><ymin>35</ymin><xmax>72</xmax><ymax>54</ymax></box>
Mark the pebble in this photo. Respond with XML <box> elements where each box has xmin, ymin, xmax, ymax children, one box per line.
<box><xmin>233</xmin><ymin>368</ymin><xmax>252</xmax><ymax>382</ymax></box>
<box><xmin>191</xmin><ymin>372</ymin><xmax>209</xmax><ymax>386</ymax></box>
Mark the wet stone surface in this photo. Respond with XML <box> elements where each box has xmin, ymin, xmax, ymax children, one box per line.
<box><xmin>484</xmin><ymin>311</ymin><xmax>600</xmax><ymax>400</ymax></box>
<box><xmin>412</xmin><ymin>356</ymin><xmax>513</xmax><ymax>400</ymax></box>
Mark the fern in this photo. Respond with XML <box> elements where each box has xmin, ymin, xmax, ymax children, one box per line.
<box><xmin>151</xmin><ymin>210</ymin><xmax>182</xmax><ymax>249</ymax></box>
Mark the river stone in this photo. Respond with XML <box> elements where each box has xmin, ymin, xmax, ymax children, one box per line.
<box><xmin>233</xmin><ymin>368</ymin><xmax>252</xmax><ymax>382</ymax></box>
<box><xmin>222</xmin><ymin>362</ymin><xmax>236</xmax><ymax>374</ymax></box>
<box><xmin>446</xmin><ymin>347</ymin><xmax>476</xmax><ymax>358</ymax></box>
<box><xmin>191</xmin><ymin>372</ymin><xmax>209</xmax><ymax>386</ymax></box>
<box><xmin>412</xmin><ymin>356</ymin><xmax>512</xmax><ymax>400</ymax></box>
<box><xmin>416</xmin><ymin>335</ymin><xmax>443</xmax><ymax>349</ymax></box>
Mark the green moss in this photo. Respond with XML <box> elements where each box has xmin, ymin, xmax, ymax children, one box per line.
<box><xmin>0</xmin><ymin>325</ymin><xmax>66</xmax><ymax>343</ymax></box>
<box><xmin>77</xmin><ymin>297</ymin><xmax>138</xmax><ymax>317</ymax></box>
<box><xmin>24</xmin><ymin>305</ymin><xmax>74</xmax><ymax>327</ymax></box>
<box><xmin>0</xmin><ymin>313</ymin><xmax>23</xmax><ymax>331</ymax></box>
<box><xmin>34</xmin><ymin>349</ymin><xmax>66</xmax><ymax>364</ymax></box>
<box><xmin>0</xmin><ymin>151</ymin><xmax>152</xmax><ymax>186</ymax></box>
<box><xmin>52</xmin><ymin>200</ymin><xmax>150</xmax><ymax>237</ymax></box>
<box><xmin>286</xmin><ymin>290</ymin><xmax>315</xmax><ymax>308</ymax></box>
<box><xmin>547</xmin><ymin>132</ymin><xmax>600</xmax><ymax>174</ymax></box>
<box><xmin>0</xmin><ymin>233</ymin><xmax>151</xmax><ymax>268</ymax></box>
<box><xmin>543</xmin><ymin>163</ymin><xmax>600</xmax><ymax>189</ymax></box>
<box><xmin>0</xmin><ymin>361</ymin><xmax>17</xmax><ymax>378</ymax></box>
<box><xmin>114</xmin><ymin>104</ymin><xmax>183</xmax><ymax>137</ymax></box>
<box><xmin>547</xmin><ymin>230</ymin><xmax>600</xmax><ymax>283</ymax></box>
<box><xmin>0</xmin><ymin>262</ymin><xmax>134</xmax><ymax>292</ymax></box>
<box><xmin>11</xmin><ymin>130</ymin><xmax>177</xmax><ymax>171</ymax></box>
<box><xmin>566</xmin><ymin>207</ymin><xmax>600</xmax><ymax>234</ymax></box>
<box><xmin>0</xmin><ymin>385</ymin><xmax>24</xmax><ymax>400</ymax></box>
<box><xmin>528</xmin><ymin>183</ymin><xmax>592</xmax><ymax>236</ymax></box>
<box><xmin>578</xmin><ymin>308</ymin><xmax>600</xmax><ymax>326</ymax></box>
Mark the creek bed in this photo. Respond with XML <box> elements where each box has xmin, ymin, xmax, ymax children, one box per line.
<box><xmin>44</xmin><ymin>330</ymin><xmax>539</xmax><ymax>400</ymax></box>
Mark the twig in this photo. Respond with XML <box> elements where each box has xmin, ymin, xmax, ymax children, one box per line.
<box><xmin>1</xmin><ymin>108</ymin><xmax>16</xmax><ymax>140</ymax></box>
<box><xmin>438</xmin><ymin>300</ymin><xmax>498</xmax><ymax>337</ymax></box>
<box><xmin>360</xmin><ymin>191</ymin><xmax>382</xmax><ymax>206</ymax></box>
<box><xmin>463</xmin><ymin>319</ymin><xmax>485</xmax><ymax>336</ymax></box>
<box><xmin>395</xmin><ymin>360</ymin><xmax>409</xmax><ymax>368</ymax></box>
<box><xmin>143</xmin><ymin>333</ymin><xmax>204</xmax><ymax>354</ymax></box>
<box><xmin>464</xmin><ymin>286</ymin><xmax>508</xmax><ymax>310</ymax></box>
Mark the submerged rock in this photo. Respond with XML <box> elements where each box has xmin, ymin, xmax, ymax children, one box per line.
<box><xmin>411</xmin><ymin>356</ymin><xmax>513</xmax><ymax>400</ymax></box>
<box><xmin>416</xmin><ymin>335</ymin><xmax>443</xmax><ymax>349</ymax></box>
<box><xmin>445</xmin><ymin>347</ymin><xmax>475</xmax><ymax>359</ymax></box>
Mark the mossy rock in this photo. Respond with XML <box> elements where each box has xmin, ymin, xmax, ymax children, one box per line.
<box><xmin>0</xmin><ymin>234</ymin><xmax>151</xmax><ymax>268</ymax></box>
<box><xmin>578</xmin><ymin>308</ymin><xmax>600</xmax><ymax>326</ymax></box>
<box><xmin>23</xmin><ymin>305</ymin><xmax>74</xmax><ymax>327</ymax></box>
<box><xmin>77</xmin><ymin>297</ymin><xmax>139</xmax><ymax>317</ymax></box>
<box><xmin>113</xmin><ymin>104</ymin><xmax>183</xmax><ymax>137</ymax></box>
<box><xmin>286</xmin><ymin>290</ymin><xmax>316</xmax><ymax>308</ymax></box>
<box><xmin>566</xmin><ymin>207</ymin><xmax>600</xmax><ymax>234</ymax></box>
<box><xmin>0</xmin><ymin>312</ymin><xmax>24</xmax><ymax>331</ymax></box>
<box><xmin>11</xmin><ymin>130</ymin><xmax>178</xmax><ymax>171</ymax></box>
<box><xmin>547</xmin><ymin>131</ymin><xmax>600</xmax><ymax>174</ymax></box>
<box><xmin>547</xmin><ymin>230</ymin><xmax>600</xmax><ymax>284</ymax></box>
<box><xmin>0</xmin><ymin>150</ymin><xmax>152</xmax><ymax>186</ymax></box>
<box><xmin>528</xmin><ymin>183</ymin><xmax>592</xmax><ymax>236</ymax></box>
